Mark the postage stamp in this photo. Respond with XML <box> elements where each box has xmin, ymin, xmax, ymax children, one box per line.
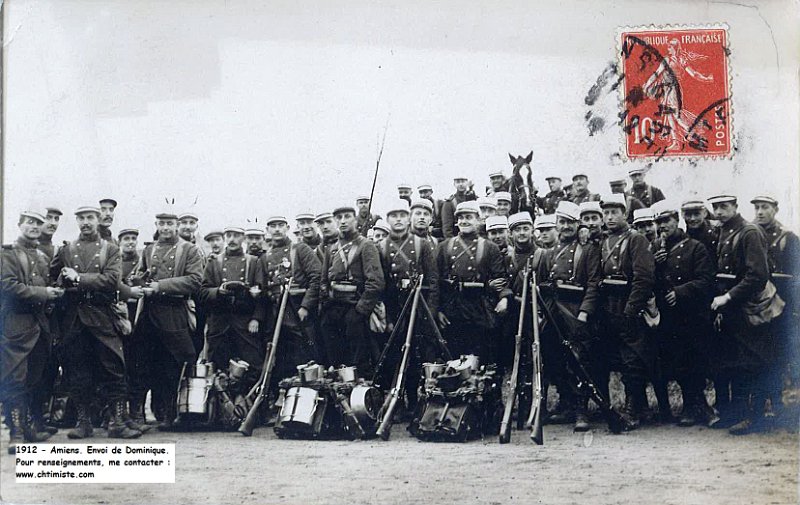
<box><xmin>617</xmin><ymin>25</ymin><xmax>731</xmax><ymax>160</ymax></box>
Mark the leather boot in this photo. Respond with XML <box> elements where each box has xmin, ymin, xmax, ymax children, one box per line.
<box><xmin>7</xmin><ymin>405</ymin><xmax>25</xmax><ymax>455</ymax></box>
<box><xmin>127</xmin><ymin>397</ymin><xmax>152</xmax><ymax>433</ymax></box>
<box><xmin>67</xmin><ymin>402</ymin><xmax>94</xmax><ymax>439</ymax></box>
<box><xmin>108</xmin><ymin>400</ymin><xmax>142</xmax><ymax>439</ymax></box>
<box><xmin>621</xmin><ymin>387</ymin><xmax>643</xmax><ymax>430</ymax></box>
<box><xmin>574</xmin><ymin>398</ymin><xmax>590</xmax><ymax>432</ymax></box>
<box><xmin>29</xmin><ymin>401</ymin><xmax>58</xmax><ymax>435</ymax></box>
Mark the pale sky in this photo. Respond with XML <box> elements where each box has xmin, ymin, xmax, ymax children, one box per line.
<box><xmin>3</xmin><ymin>0</ymin><xmax>798</xmax><ymax>242</ymax></box>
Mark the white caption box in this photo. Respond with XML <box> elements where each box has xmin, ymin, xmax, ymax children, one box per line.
<box><xmin>14</xmin><ymin>443</ymin><xmax>175</xmax><ymax>484</ymax></box>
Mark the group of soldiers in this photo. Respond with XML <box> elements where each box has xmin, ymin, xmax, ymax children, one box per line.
<box><xmin>1</xmin><ymin>165</ymin><xmax>797</xmax><ymax>453</ymax></box>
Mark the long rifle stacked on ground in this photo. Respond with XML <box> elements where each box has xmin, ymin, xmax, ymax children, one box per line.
<box><xmin>239</xmin><ymin>276</ymin><xmax>293</xmax><ymax>436</ymax></box>
<box><xmin>527</xmin><ymin>272</ymin><xmax>545</xmax><ymax>445</ymax></box>
<box><xmin>499</xmin><ymin>258</ymin><xmax>531</xmax><ymax>444</ymax></box>
<box><xmin>375</xmin><ymin>275</ymin><xmax>424</xmax><ymax>441</ymax></box>
<box><xmin>535</xmin><ymin>287</ymin><xmax>628</xmax><ymax>434</ymax></box>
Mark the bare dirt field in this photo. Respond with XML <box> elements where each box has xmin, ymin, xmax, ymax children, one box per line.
<box><xmin>1</xmin><ymin>418</ymin><xmax>797</xmax><ymax>505</ymax></box>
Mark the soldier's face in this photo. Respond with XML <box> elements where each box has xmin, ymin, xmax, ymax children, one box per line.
<box><xmin>43</xmin><ymin>212</ymin><xmax>60</xmax><ymax>235</ymax></box>
<box><xmin>225</xmin><ymin>231</ymin><xmax>245</xmax><ymax>251</ymax></box>
<box><xmin>99</xmin><ymin>203</ymin><xmax>115</xmax><ymax>226</ymax></box>
<box><xmin>457</xmin><ymin>212</ymin><xmax>479</xmax><ymax>234</ymax></box>
<box><xmin>398</xmin><ymin>189</ymin><xmax>412</xmax><ymax>199</ymax></box>
<box><xmin>356</xmin><ymin>200</ymin><xmax>370</xmax><ymax>213</ymax></box>
<box><xmin>557</xmin><ymin>217</ymin><xmax>578</xmax><ymax>241</ymax></box>
<box><xmin>179</xmin><ymin>218</ymin><xmax>198</xmax><ymax>239</ymax></box>
<box><xmin>656</xmin><ymin>215</ymin><xmax>679</xmax><ymax>238</ymax></box>
<box><xmin>411</xmin><ymin>208</ymin><xmax>432</xmax><ymax>231</ymax></box>
<box><xmin>681</xmin><ymin>208</ymin><xmax>707</xmax><ymax>229</ymax></box>
<box><xmin>488</xmin><ymin>229</ymin><xmax>507</xmax><ymax>247</ymax></box>
<box><xmin>206</xmin><ymin>236</ymin><xmax>224</xmax><ymax>254</ymax></box>
<box><xmin>753</xmin><ymin>202</ymin><xmax>777</xmax><ymax>226</ymax></box>
<box><xmin>335</xmin><ymin>211</ymin><xmax>358</xmax><ymax>234</ymax></box>
<box><xmin>634</xmin><ymin>221</ymin><xmax>656</xmax><ymax>241</ymax></box>
<box><xmin>372</xmin><ymin>229</ymin><xmax>388</xmax><ymax>243</ymax></box>
<box><xmin>119</xmin><ymin>234</ymin><xmax>138</xmax><ymax>253</ymax></box>
<box><xmin>490</xmin><ymin>175</ymin><xmax>504</xmax><ymax>190</ymax></box>
<box><xmin>712</xmin><ymin>202</ymin><xmax>737</xmax><ymax>223</ymax></box>
<box><xmin>316</xmin><ymin>218</ymin><xmax>338</xmax><ymax>239</ymax></box>
<box><xmin>246</xmin><ymin>235</ymin><xmax>264</xmax><ymax>251</ymax></box>
<box><xmin>630</xmin><ymin>173</ymin><xmax>645</xmax><ymax>186</ymax></box>
<box><xmin>572</xmin><ymin>177</ymin><xmax>588</xmax><ymax>192</ymax></box>
<box><xmin>296</xmin><ymin>218</ymin><xmax>316</xmax><ymax>238</ymax></box>
<box><xmin>603</xmin><ymin>207</ymin><xmax>625</xmax><ymax>231</ymax></box>
<box><xmin>268</xmin><ymin>222</ymin><xmax>289</xmax><ymax>240</ymax></box>
<box><xmin>386</xmin><ymin>211</ymin><xmax>410</xmax><ymax>233</ymax></box>
<box><xmin>496</xmin><ymin>201</ymin><xmax>511</xmax><ymax>216</ymax></box>
<box><xmin>582</xmin><ymin>212</ymin><xmax>603</xmax><ymax>232</ymax></box>
<box><xmin>539</xmin><ymin>227</ymin><xmax>558</xmax><ymax>246</ymax></box>
<box><xmin>419</xmin><ymin>189</ymin><xmax>433</xmax><ymax>199</ymax></box>
<box><xmin>19</xmin><ymin>217</ymin><xmax>42</xmax><ymax>240</ymax></box>
<box><xmin>77</xmin><ymin>212</ymin><xmax>100</xmax><ymax>237</ymax></box>
<box><xmin>511</xmin><ymin>223</ymin><xmax>533</xmax><ymax>245</ymax></box>
<box><xmin>610</xmin><ymin>183</ymin><xmax>625</xmax><ymax>194</ymax></box>
<box><xmin>479</xmin><ymin>207</ymin><xmax>496</xmax><ymax>220</ymax></box>
<box><xmin>156</xmin><ymin>218</ymin><xmax>178</xmax><ymax>240</ymax></box>
<box><xmin>547</xmin><ymin>179</ymin><xmax>562</xmax><ymax>191</ymax></box>
<box><xmin>454</xmin><ymin>179</ymin><xmax>469</xmax><ymax>192</ymax></box>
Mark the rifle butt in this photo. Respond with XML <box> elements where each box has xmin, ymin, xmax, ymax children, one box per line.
<box><xmin>375</xmin><ymin>394</ymin><xmax>399</xmax><ymax>441</ymax></box>
<box><xmin>530</xmin><ymin>404</ymin><xmax>544</xmax><ymax>445</ymax></box>
<box><xmin>238</xmin><ymin>395</ymin><xmax>265</xmax><ymax>436</ymax></box>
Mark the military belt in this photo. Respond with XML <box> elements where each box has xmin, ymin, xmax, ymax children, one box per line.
<box><xmin>330</xmin><ymin>282</ymin><xmax>358</xmax><ymax>293</ymax></box>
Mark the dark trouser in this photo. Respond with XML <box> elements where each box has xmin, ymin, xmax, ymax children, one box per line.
<box><xmin>440</xmin><ymin>290</ymin><xmax>496</xmax><ymax>363</ymax></box>
<box><xmin>207</xmin><ymin>325</ymin><xmax>264</xmax><ymax>394</ymax></box>
<box><xmin>601</xmin><ymin>297</ymin><xmax>656</xmax><ymax>407</ymax></box>
<box><xmin>133</xmin><ymin>316</ymin><xmax>187</xmax><ymax>423</ymax></box>
<box><xmin>655</xmin><ymin>311</ymin><xmax>710</xmax><ymax>414</ymax></box>
<box><xmin>320</xmin><ymin>301</ymin><xmax>378</xmax><ymax>376</ymax></box>
<box><xmin>1</xmin><ymin>319</ymin><xmax>51</xmax><ymax>413</ymax></box>
<box><xmin>123</xmin><ymin>303</ymin><xmax>149</xmax><ymax>406</ymax></box>
<box><xmin>62</xmin><ymin>327</ymin><xmax>126</xmax><ymax>404</ymax></box>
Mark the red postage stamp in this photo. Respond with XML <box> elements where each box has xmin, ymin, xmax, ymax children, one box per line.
<box><xmin>618</xmin><ymin>25</ymin><xmax>731</xmax><ymax>159</ymax></box>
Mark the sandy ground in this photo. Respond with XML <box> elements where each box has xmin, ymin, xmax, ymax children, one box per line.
<box><xmin>1</xmin><ymin>416</ymin><xmax>797</xmax><ymax>505</ymax></box>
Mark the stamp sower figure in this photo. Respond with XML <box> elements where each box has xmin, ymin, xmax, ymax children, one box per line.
<box><xmin>252</xmin><ymin>216</ymin><xmax>321</xmax><ymax>383</ymax></box>
<box><xmin>320</xmin><ymin>205</ymin><xmax>385</xmax><ymax>374</ymax></box>
<box><xmin>1</xmin><ymin>211</ymin><xmax>61</xmax><ymax>453</ymax></box>
<box><xmin>50</xmin><ymin>206</ymin><xmax>140</xmax><ymax>439</ymax></box>
<box><xmin>130</xmin><ymin>209</ymin><xmax>203</xmax><ymax>430</ymax></box>
<box><xmin>597</xmin><ymin>194</ymin><xmax>656</xmax><ymax>429</ymax></box>
<box><xmin>651</xmin><ymin>201</ymin><xmax>716</xmax><ymax>427</ymax></box>
<box><xmin>436</xmin><ymin>201</ymin><xmax>510</xmax><ymax>361</ymax></box>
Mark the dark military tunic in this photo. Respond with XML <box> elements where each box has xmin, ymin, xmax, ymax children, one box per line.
<box><xmin>357</xmin><ymin>212</ymin><xmax>381</xmax><ymax>238</ymax></box>
<box><xmin>569</xmin><ymin>190</ymin><xmax>601</xmax><ymax>206</ymax></box>
<box><xmin>760</xmin><ymin>220</ymin><xmax>800</xmax><ymax>277</ymax></box>
<box><xmin>687</xmin><ymin>221</ymin><xmax>719</xmax><ymax>268</ymax></box>
<box><xmin>36</xmin><ymin>235</ymin><xmax>57</xmax><ymax>263</ymax></box>
<box><xmin>631</xmin><ymin>183</ymin><xmax>666</xmax><ymax>208</ymax></box>
<box><xmin>378</xmin><ymin>232</ymin><xmax>438</xmax><ymax>315</ymax></box>
<box><xmin>538</xmin><ymin>189</ymin><xmax>567</xmax><ymax>215</ymax></box>
<box><xmin>1</xmin><ymin>238</ymin><xmax>52</xmax><ymax>404</ymax></box>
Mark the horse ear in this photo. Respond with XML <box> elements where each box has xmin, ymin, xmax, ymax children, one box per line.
<box><xmin>524</xmin><ymin>151</ymin><xmax>533</xmax><ymax>164</ymax></box>
<box><xmin>508</xmin><ymin>153</ymin><xmax>517</xmax><ymax>165</ymax></box>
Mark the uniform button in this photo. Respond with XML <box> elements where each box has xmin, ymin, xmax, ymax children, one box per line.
<box><xmin>467</xmin><ymin>266</ymin><xmax>473</xmax><ymax>271</ymax></box>
<box><xmin>223</xmin><ymin>268</ymin><xmax>227</xmax><ymax>271</ymax></box>
<box><xmin>676</xmin><ymin>256</ymin><xmax>680</xmax><ymax>259</ymax></box>
<box><xmin>390</xmin><ymin>253</ymin><xmax>395</xmax><ymax>257</ymax></box>
<box><xmin>677</xmin><ymin>276</ymin><xmax>682</xmax><ymax>280</ymax></box>
<box><xmin>74</xmin><ymin>255</ymin><xmax>79</xmax><ymax>258</ymax></box>
<box><xmin>32</xmin><ymin>273</ymin><xmax>37</xmax><ymax>277</ymax></box>
<box><xmin>240</xmin><ymin>277</ymin><xmax>244</xmax><ymax>281</ymax></box>
<box><xmin>391</xmin><ymin>263</ymin><xmax>396</xmax><ymax>267</ymax></box>
<box><xmin>222</xmin><ymin>278</ymin><xmax>228</xmax><ymax>282</ymax></box>
<box><xmin>95</xmin><ymin>264</ymin><xmax>99</xmax><ymax>268</ymax></box>
<box><xmin>170</xmin><ymin>256</ymin><xmax>175</xmax><ymax>259</ymax></box>
<box><xmin>451</xmin><ymin>256</ymin><xmax>456</xmax><ymax>260</ymax></box>
<box><xmin>411</xmin><ymin>250</ymin><xmax>415</xmax><ymax>254</ymax></box>
<box><xmin>568</xmin><ymin>259</ymin><xmax>573</xmax><ymax>263</ymax></box>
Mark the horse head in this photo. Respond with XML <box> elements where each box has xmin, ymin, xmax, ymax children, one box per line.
<box><xmin>508</xmin><ymin>151</ymin><xmax>535</xmax><ymax>212</ymax></box>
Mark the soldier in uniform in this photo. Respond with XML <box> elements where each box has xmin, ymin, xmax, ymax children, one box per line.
<box><xmin>629</xmin><ymin>167</ymin><xmax>666</xmax><ymax>208</ymax></box>
<box><xmin>356</xmin><ymin>196</ymin><xmax>381</xmax><ymax>237</ymax></box>
<box><xmin>537</xmin><ymin>201</ymin><xmax>603</xmax><ymax>431</ymax></box>
<box><xmin>296</xmin><ymin>212</ymin><xmax>322</xmax><ymax>249</ymax></box>
<box><xmin>476</xmin><ymin>196</ymin><xmax>498</xmax><ymax>237</ymax></box>
<box><xmin>539</xmin><ymin>175</ymin><xmax>567</xmax><ymax>215</ymax></box>
<box><xmin>245</xmin><ymin>227</ymin><xmax>267</xmax><ymax>257</ymax></box>
<box><xmin>252</xmin><ymin>216</ymin><xmax>321</xmax><ymax>383</ymax></box>
<box><xmin>632</xmin><ymin>208</ymin><xmax>657</xmax><ymax>243</ymax></box>
<box><xmin>487</xmin><ymin>170</ymin><xmax>509</xmax><ymax>197</ymax></box>
<box><xmin>597</xmin><ymin>194</ymin><xmax>656</xmax><ymax>429</ymax></box>
<box><xmin>609</xmin><ymin>178</ymin><xmax>646</xmax><ymax>224</ymax></box>
<box><xmin>376</xmin><ymin>200</ymin><xmax>438</xmax><ymax>403</ymax></box>
<box><xmin>707</xmin><ymin>194</ymin><xmax>773</xmax><ymax>434</ymax></box>
<box><xmin>178</xmin><ymin>211</ymin><xmax>206</xmax><ymax>357</ymax></box>
<box><xmin>129</xmin><ymin>210</ymin><xmax>203</xmax><ymax>429</ymax></box>
<box><xmin>579</xmin><ymin>201</ymin><xmax>604</xmax><ymax>246</ymax></box>
<box><xmin>203</xmin><ymin>230</ymin><xmax>225</xmax><ymax>259</ymax></box>
<box><xmin>441</xmin><ymin>176</ymin><xmax>477</xmax><ymax>239</ymax></box>
<box><xmin>98</xmin><ymin>198</ymin><xmax>118</xmax><ymax>244</ymax></box>
<box><xmin>417</xmin><ymin>184</ymin><xmax>444</xmax><ymax>239</ymax></box>
<box><xmin>314</xmin><ymin>211</ymin><xmax>338</xmax><ymax>264</ymax></box>
<box><xmin>50</xmin><ymin>206</ymin><xmax>140</xmax><ymax>439</ymax></box>
<box><xmin>651</xmin><ymin>201</ymin><xmax>716</xmax><ymax>426</ymax></box>
<box><xmin>38</xmin><ymin>207</ymin><xmax>63</xmax><ymax>261</ymax></box>
<box><xmin>199</xmin><ymin>226</ymin><xmax>261</xmax><ymax>391</ymax></box>
<box><xmin>681</xmin><ymin>198</ymin><xmax>719</xmax><ymax>261</ymax></box>
<box><xmin>320</xmin><ymin>205</ymin><xmax>385</xmax><ymax>374</ymax></box>
<box><xmin>569</xmin><ymin>174</ymin><xmax>601</xmax><ymax>205</ymax></box>
<box><xmin>436</xmin><ymin>201</ymin><xmax>510</xmax><ymax>361</ymax></box>
<box><xmin>535</xmin><ymin>214</ymin><xmax>558</xmax><ymax>249</ymax></box>
<box><xmin>1</xmin><ymin>211</ymin><xmax>61</xmax><ymax>453</ymax></box>
<box><xmin>409</xmin><ymin>198</ymin><xmax>439</xmax><ymax>250</ymax></box>
<box><xmin>751</xmin><ymin>195</ymin><xmax>799</xmax><ymax>424</ymax></box>
<box><xmin>495</xmin><ymin>192</ymin><xmax>512</xmax><ymax>218</ymax></box>
<box><xmin>371</xmin><ymin>219</ymin><xmax>390</xmax><ymax>244</ymax></box>
<box><xmin>397</xmin><ymin>184</ymin><xmax>413</xmax><ymax>204</ymax></box>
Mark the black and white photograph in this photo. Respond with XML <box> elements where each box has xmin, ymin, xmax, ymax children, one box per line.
<box><xmin>0</xmin><ymin>1</ymin><xmax>798</xmax><ymax>504</ymax></box>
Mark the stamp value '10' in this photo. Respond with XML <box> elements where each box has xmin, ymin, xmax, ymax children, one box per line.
<box><xmin>618</xmin><ymin>26</ymin><xmax>731</xmax><ymax>160</ymax></box>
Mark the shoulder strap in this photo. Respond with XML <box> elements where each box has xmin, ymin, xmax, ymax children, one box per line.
<box><xmin>98</xmin><ymin>239</ymin><xmax>109</xmax><ymax>271</ymax></box>
<box><xmin>13</xmin><ymin>247</ymin><xmax>30</xmax><ymax>284</ymax></box>
<box><xmin>245</xmin><ymin>254</ymin><xmax>254</xmax><ymax>281</ymax></box>
<box><xmin>149</xmin><ymin>243</ymin><xmax>157</xmax><ymax>270</ymax></box>
<box><xmin>573</xmin><ymin>243</ymin><xmax>584</xmax><ymax>275</ymax></box>
<box><xmin>173</xmin><ymin>240</ymin><xmax>191</xmax><ymax>276</ymax></box>
<box><xmin>476</xmin><ymin>237</ymin><xmax>486</xmax><ymax>266</ymax></box>
<box><xmin>532</xmin><ymin>247</ymin><xmax>544</xmax><ymax>271</ymax></box>
<box><xmin>772</xmin><ymin>230</ymin><xmax>790</xmax><ymax>250</ymax></box>
<box><xmin>647</xmin><ymin>185</ymin><xmax>653</xmax><ymax>205</ymax></box>
<box><xmin>413</xmin><ymin>235</ymin><xmax>422</xmax><ymax>264</ymax></box>
<box><xmin>289</xmin><ymin>244</ymin><xmax>298</xmax><ymax>271</ymax></box>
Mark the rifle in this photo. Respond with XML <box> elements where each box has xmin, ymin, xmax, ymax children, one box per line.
<box><xmin>535</xmin><ymin>288</ymin><xmax>627</xmax><ymax>434</ymax></box>
<box><xmin>366</xmin><ymin>115</ymin><xmax>390</xmax><ymax>218</ymax></box>
<box><xmin>499</xmin><ymin>259</ymin><xmax>530</xmax><ymax>444</ymax></box>
<box><xmin>528</xmin><ymin>272</ymin><xmax>544</xmax><ymax>445</ymax></box>
<box><xmin>238</xmin><ymin>276</ymin><xmax>293</xmax><ymax>436</ymax></box>
<box><xmin>375</xmin><ymin>275</ymin><xmax>423</xmax><ymax>441</ymax></box>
